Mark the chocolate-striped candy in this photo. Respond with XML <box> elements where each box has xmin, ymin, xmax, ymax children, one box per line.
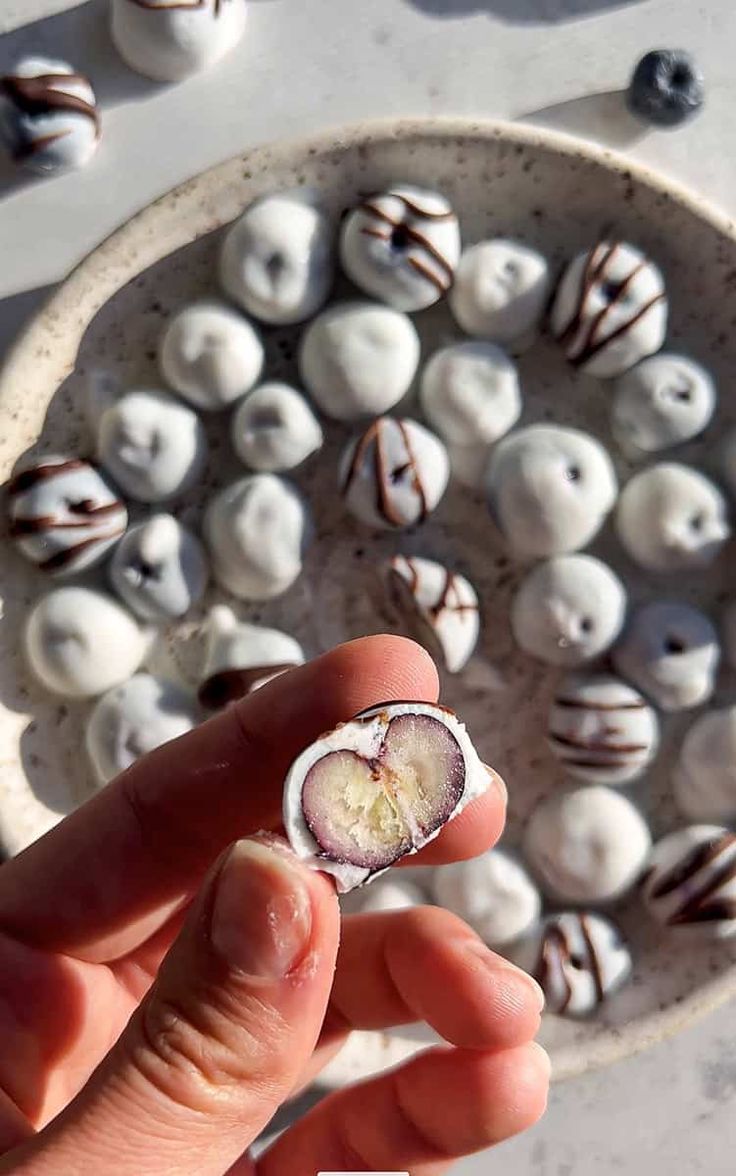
<box><xmin>340</xmin><ymin>185</ymin><xmax>461</xmax><ymax>312</ymax></box>
<box><xmin>340</xmin><ymin>417</ymin><xmax>449</xmax><ymax>531</ymax></box>
<box><xmin>388</xmin><ymin>555</ymin><xmax>479</xmax><ymax>674</ymax></box>
<box><xmin>642</xmin><ymin>826</ymin><xmax>736</xmax><ymax>937</ymax></box>
<box><xmin>1</xmin><ymin>57</ymin><xmax>100</xmax><ymax>173</ymax></box>
<box><xmin>7</xmin><ymin>456</ymin><xmax>127</xmax><ymax>576</ymax></box>
<box><xmin>548</xmin><ymin>673</ymin><xmax>659</xmax><ymax>785</ymax></box>
<box><xmin>111</xmin><ymin>0</ymin><xmax>247</xmax><ymax>83</ymax></box>
<box><xmin>534</xmin><ymin>912</ymin><xmax>632</xmax><ymax>1017</ymax></box>
<box><xmin>550</xmin><ymin>240</ymin><xmax>667</xmax><ymax>379</ymax></box>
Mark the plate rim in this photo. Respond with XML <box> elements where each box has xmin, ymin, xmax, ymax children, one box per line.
<box><xmin>2</xmin><ymin>115</ymin><xmax>735</xmax><ymax>1083</ymax></box>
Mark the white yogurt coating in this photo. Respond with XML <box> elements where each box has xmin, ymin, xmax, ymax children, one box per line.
<box><xmin>86</xmin><ymin>674</ymin><xmax>198</xmax><ymax>785</ymax></box>
<box><xmin>350</xmin><ymin>877</ymin><xmax>428</xmax><ymax>915</ymax></box>
<box><xmin>724</xmin><ymin>601</ymin><xmax>736</xmax><ymax>671</ymax></box>
<box><xmin>231</xmin><ymin>381</ymin><xmax>323</xmax><ymax>472</ymax></box>
<box><xmin>203</xmin><ymin>474</ymin><xmax>311</xmax><ymax>600</ymax></box>
<box><xmin>612</xmin><ymin>354</ymin><xmax>716</xmax><ymax>453</ymax></box>
<box><xmin>299</xmin><ymin>302</ymin><xmax>420</xmax><ymax>422</ymax></box>
<box><xmin>419</xmin><ymin>341</ymin><xmax>521</xmax><ymax>449</ymax></box>
<box><xmin>511</xmin><ymin>555</ymin><xmax>626</xmax><ymax>668</ymax></box>
<box><xmin>550</xmin><ymin>240</ymin><xmax>668</xmax><ymax>378</ymax></box>
<box><xmin>340</xmin><ymin>417</ymin><xmax>450</xmax><ymax>530</ymax></box>
<box><xmin>613</xmin><ymin>601</ymin><xmax>720</xmax><ymax>712</ymax></box>
<box><xmin>547</xmin><ymin>673</ymin><xmax>659</xmax><ymax>785</ymax></box>
<box><xmin>97</xmin><ymin>389</ymin><xmax>208</xmax><ymax>504</ymax></box>
<box><xmin>25</xmin><ymin>588</ymin><xmax>147</xmax><ymax>699</ymax></box>
<box><xmin>110</xmin><ymin>0</ymin><xmax>247</xmax><ymax>83</ymax></box>
<box><xmin>433</xmin><ymin>849</ymin><xmax>541</xmax><ymax>948</ymax></box>
<box><xmin>616</xmin><ymin>463</ymin><xmax>730</xmax><ymax>573</ymax></box>
<box><xmin>485</xmin><ymin>424</ymin><xmax>618</xmax><ymax>559</ymax></box>
<box><xmin>674</xmin><ymin>706</ymin><xmax>736</xmax><ymax>824</ymax></box>
<box><xmin>449</xmin><ymin>238</ymin><xmax>551</xmax><ymax>345</ymax></box>
<box><xmin>0</xmin><ymin>57</ymin><xmax>100</xmax><ymax>174</ymax></box>
<box><xmin>283</xmin><ymin>701</ymin><xmax>488</xmax><ymax>893</ymax></box>
<box><xmin>340</xmin><ymin>184</ymin><xmax>461</xmax><ymax>312</ymax></box>
<box><xmin>159</xmin><ymin>300</ymin><xmax>263</xmax><ymax>411</ymax></box>
<box><xmin>198</xmin><ymin>604</ymin><xmax>304</xmax><ymax>708</ymax></box>
<box><xmin>109</xmin><ymin>514</ymin><xmax>209</xmax><ymax>622</ymax></box>
<box><xmin>533</xmin><ymin>912</ymin><xmax>633</xmax><ymax>1017</ymax></box>
<box><xmin>220</xmin><ymin>191</ymin><xmax>334</xmax><ymax>325</ymax></box>
<box><xmin>388</xmin><ymin>555</ymin><xmax>479</xmax><ymax>674</ymax></box>
<box><xmin>7</xmin><ymin>455</ymin><xmax>127</xmax><ymax>577</ymax></box>
<box><xmin>642</xmin><ymin>826</ymin><xmax>736</xmax><ymax>938</ymax></box>
<box><xmin>523</xmin><ymin>785</ymin><xmax>652</xmax><ymax>905</ymax></box>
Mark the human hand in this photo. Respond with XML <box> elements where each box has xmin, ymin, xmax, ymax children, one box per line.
<box><xmin>0</xmin><ymin>635</ymin><xmax>548</xmax><ymax>1175</ymax></box>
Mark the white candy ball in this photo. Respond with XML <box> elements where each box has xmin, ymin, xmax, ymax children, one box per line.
<box><xmin>433</xmin><ymin>849</ymin><xmax>541</xmax><ymax>947</ymax></box>
<box><xmin>616</xmin><ymin>463</ymin><xmax>730</xmax><ymax>573</ymax></box>
<box><xmin>450</xmin><ymin>239</ymin><xmax>551</xmax><ymax>344</ymax></box>
<box><xmin>420</xmin><ymin>342</ymin><xmax>521</xmax><ymax>448</ymax></box>
<box><xmin>340</xmin><ymin>417</ymin><xmax>449</xmax><ymax>530</ymax></box>
<box><xmin>642</xmin><ymin>825</ymin><xmax>736</xmax><ymax>938</ymax></box>
<box><xmin>548</xmin><ymin>673</ymin><xmax>659</xmax><ymax>785</ymax></box>
<box><xmin>613</xmin><ymin>601</ymin><xmax>720</xmax><ymax>712</ymax></box>
<box><xmin>674</xmin><ymin>706</ymin><xmax>736</xmax><ymax>824</ymax></box>
<box><xmin>159</xmin><ymin>301</ymin><xmax>263</xmax><ymax>411</ymax></box>
<box><xmin>0</xmin><ymin>57</ymin><xmax>100</xmax><ymax>173</ymax></box>
<box><xmin>231</xmin><ymin>382</ymin><xmax>323</xmax><ymax>472</ymax></box>
<box><xmin>612</xmin><ymin>354</ymin><xmax>716</xmax><ymax>453</ymax></box>
<box><xmin>111</xmin><ymin>0</ymin><xmax>247</xmax><ymax>83</ymax></box>
<box><xmin>109</xmin><ymin>514</ymin><xmax>209</xmax><ymax>622</ymax></box>
<box><xmin>87</xmin><ymin>674</ymin><xmax>198</xmax><ymax>785</ymax></box>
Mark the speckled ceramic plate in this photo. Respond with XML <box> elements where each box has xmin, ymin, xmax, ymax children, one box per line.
<box><xmin>1</xmin><ymin>118</ymin><xmax>735</xmax><ymax>1086</ymax></box>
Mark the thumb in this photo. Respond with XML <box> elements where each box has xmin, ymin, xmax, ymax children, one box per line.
<box><xmin>12</xmin><ymin>838</ymin><xmax>340</xmax><ymax>1176</ymax></box>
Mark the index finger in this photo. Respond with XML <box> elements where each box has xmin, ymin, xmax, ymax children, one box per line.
<box><xmin>0</xmin><ymin>637</ymin><xmax>443</xmax><ymax>961</ymax></box>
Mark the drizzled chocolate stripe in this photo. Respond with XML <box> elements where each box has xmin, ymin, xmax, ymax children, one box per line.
<box><xmin>344</xmin><ymin>422</ymin><xmax>427</xmax><ymax>528</ymax></box>
<box><xmin>2</xmin><ymin>74</ymin><xmax>100</xmax><ymax>136</ymax></box>
<box><xmin>199</xmin><ymin>663</ymin><xmax>297</xmax><ymax>710</ymax></box>
<box><xmin>7</xmin><ymin>459</ymin><xmax>89</xmax><ymax>496</ymax></box>
<box><xmin>359</xmin><ymin>194</ymin><xmax>456</xmax><ymax>294</ymax></box>
<box><xmin>554</xmin><ymin>696</ymin><xmax>646</xmax><ymax>712</ymax></box>
<box><xmin>549</xmin><ymin>732</ymin><xmax>648</xmax><ymax>755</ymax></box>
<box><xmin>430</xmin><ymin>568</ymin><xmax>478</xmax><ymax>617</ymax></box>
<box><xmin>537</xmin><ymin>924</ymin><xmax>573</xmax><ymax>1014</ymax></box>
<box><xmin>397</xmin><ymin>420</ymin><xmax>428</xmax><ymax>524</ymax></box>
<box><xmin>669</xmin><ymin>848</ymin><xmax>736</xmax><ymax>926</ymax></box>
<box><xmin>649</xmin><ymin>832</ymin><xmax>736</xmax><ymax>900</ymax></box>
<box><xmin>39</xmin><ymin>536</ymin><xmax>115</xmax><ymax>573</ymax></box>
<box><xmin>128</xmin><ymin>0</ymin><xmax>229</xmax><ymax>13</ymax></box>
<box><xmin>556</xmin><ymin>240</ymin><xmax>664</xmax><ymax>368</ymax></box>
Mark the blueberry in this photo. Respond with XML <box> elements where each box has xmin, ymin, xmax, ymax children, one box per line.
<box><xmin>627</xmin><ymin>50</ymin><xmax>704</xmax><ymax>128</ymax></box>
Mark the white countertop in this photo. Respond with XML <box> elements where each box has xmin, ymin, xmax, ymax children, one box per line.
<box><xmin>1</xmin><ymin>0</ymin><xmax>736</xmax><ymax>1171</ymax></box>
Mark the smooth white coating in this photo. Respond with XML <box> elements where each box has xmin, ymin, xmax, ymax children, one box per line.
<box><xmin>110</xmin><ymin>0</ymin><xmax>247</xmax><ymax>83</ymax></box>
<box><xmin>613</xmin><ymin>601</ymin><xmax>720</xmax><ymax>712</ymax></box>
<box><xmin>388</xmin><ymin>554</ymin><xmax>479</xmax><ymax>674</ymax></box>
<box><xmin>433</xmin><ymin>848</ymin><xmax>541</xmax><ymax>947</ymax></box>
<box><xmin>231</xmin><ymin>381</ymin><xmax>323</xmax><ymax>471</ymax></box>
<box><xmin>642</xmin><ymin>825</ymin><xmax>736</xmax><ymax>938</ymax></box>
<box><xmin>25</xmin><ymin>588</ymin><xmax>147</xmax><ymax>699</ymax></box>
<box><xmin>109</xmin><ymin>514</ymin><xmax>209</xmax><ymax>622</ymax></box>
<box><xmin>97</xmin><ymin>388</ymin><xmax>208</xmax><ymax>504</ymax></box>
<box><xmin>523</xmin><ymin>785</ymin><xmax>652</xmax><ymax>904</ymax></box>
<box><xmin>283</xmin><ymin>701</ymin><xmax>489</xmax><ymax>892</ymax></box>
<box><xmin>299</xmin><ymin>301</ymin><xmax>420</xmax><ymax>421</ymax></box>
<box><xmin>352</xmin><ymin>877</ymin><xmax>428</xmax><ymax>915</ymax></box>
<box><xmin>7</xmin><ymin>455</ymin><xmax>127</xmax><ymax>576</ymax></box>
<box><xmin>449</xmin><ymin>238</ymin><xmax>551</xmax><ymax>344</ymax></box>
<box><xmin>199</xmin><ymin>605</ymin><xmax>304</xmax><ymax>699</ymax></box>
<box><xmin>159</xmin><ymin>300</ymin><xmax>263</xmax><ymax>411</ymax></box>
<box><xmin>486</xmin><ymin>424</ymin><xmax>618</xmax><ymax>559</ymax></box>
<box><xmin>86</xmin><ymin>674</ymin><xmax>198</xmax><ymax>785</ymax></box>
<box><xmin>616</xmin><ymin>463</ymin><xmax>730</xmax><ymax>573</ymax></box>
<box><xmin>547</xmin><ymin>673</ymin><xmax>659</xmax><ymax>785</ymax></box>
<box><xmin>674</xmin><ymin>706</ymin><xmax>736</xmax><ymax>823</ymax></box>
<box><xmin>220</xmin><ymin>191</ymin><xmax>334</xmax><ymax>325</ymax></box>
<box><xmin>612</xmin><ymin>354</ymin><xmax>716</xmax><ymax>453</ymax></box>
<box><xmin>340</xmin><ymin>184</ymin><xmax>461</xmax><ymax>312</ymax></box>
<box><xmin>512</xmin><ymin>555</ymin><xmax>626</xmax><ymax>667</ymax></box>
<box><xmin>534</xmin><ymin>912</ymin><xmax>633</xmax><ymax>1017</ymax></box>
<box><xmin>0</xmin><ymin>57</ymin><xmax>99</xmax><ymax>174</ymax></box>
<box><xmin>419</xmin><ymin>341</ymin><xmax>521</xmax><ymax>448</ymax></box>
<box><xmin>340</xmin><ymin>417</ymin><xmax>450</xmax><ymax>530</ymax></box>
<box><xmin>203</xmin><ymin>473</ymin><xmax>311</xmax><ymax>600</ymax></box>
<box><xmin>550</xmin><ymin>240</ymin><xmax>668</xmax><ymax>378</ymax></box>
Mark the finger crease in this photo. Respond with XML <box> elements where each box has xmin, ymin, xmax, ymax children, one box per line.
<box><xmin>392</xmin><ymin>1070</ymin><xmax>457</xmax><ymax>1162</ymax></box>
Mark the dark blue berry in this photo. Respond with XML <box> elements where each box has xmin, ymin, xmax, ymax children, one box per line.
<box><xmin>627</xmin><ymin>50</ymin><xmax>704</xmax><ymax>128</ymax></box>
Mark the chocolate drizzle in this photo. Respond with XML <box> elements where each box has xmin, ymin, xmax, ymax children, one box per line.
<box><xmin>358</xmin><ymin>191</ymin><xmax>456</xmax><ymax>295</ymax></box>
<box><xmin>554</xmin><ymin>695</ymin><xmax>646</xmax><ymax>712</ymax></box>
<box><xmin>128</xmin><ymin>0</ymin><xmax>229</xmax><ymax>13</ymax></box>
<box><xmin>555</xmin><ymin>241</ymin><xmax>666</xmax><ymax>368</ymax></box>
<box><xmin>343</xmin><ymin>421</ymin><xmax>429</xmax><ymax>528</ymax></box>
<box><xmin>2</xmin><ymin>73</ymin><xmax>100</xmax><ymax>158</ymax></box>
<box><xmin>199</xmin><ymin>663</ymin><xmax>297</xmax><ymax>710</ymax></box>
<box><xmin>648</xmin><ymin>831</ymin><xmax>736</xmax><ymax>927</ymax></box>
<box><xmin>537</xmin><ymin>915</ymin><xmax>610</xmax><ymax>1014</ymax></box>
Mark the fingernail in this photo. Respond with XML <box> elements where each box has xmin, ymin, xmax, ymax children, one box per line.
<box><xmin>465</xmin><ymin>941</ymin><xmax>545</xmax><ymax>1012</ymax></box>
<box><xmin>484</xmin><ymin>763</ymin><xmax>507</xmax><ymax>805</ymax></box>
<box><xmin>211</xmin><ymin>839</ymin><xmax>313</xmax><ymax>981</ymax></box>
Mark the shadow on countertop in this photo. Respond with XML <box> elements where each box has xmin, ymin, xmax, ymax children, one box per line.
<box><xmin>519</xmin><ymin>90</ymin><xmax>649</xmax><ymax>150</ymax></box>
<box><xmin>406</xmin><ymin>0</ymin><xmax>644</xmax><ymax>21</ymax></box>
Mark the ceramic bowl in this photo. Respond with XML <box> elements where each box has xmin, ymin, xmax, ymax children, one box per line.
<box><xmin>1</xmin><ymin>119</ymin><xmax>735</xmax><ymax>1084</ymax></box>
